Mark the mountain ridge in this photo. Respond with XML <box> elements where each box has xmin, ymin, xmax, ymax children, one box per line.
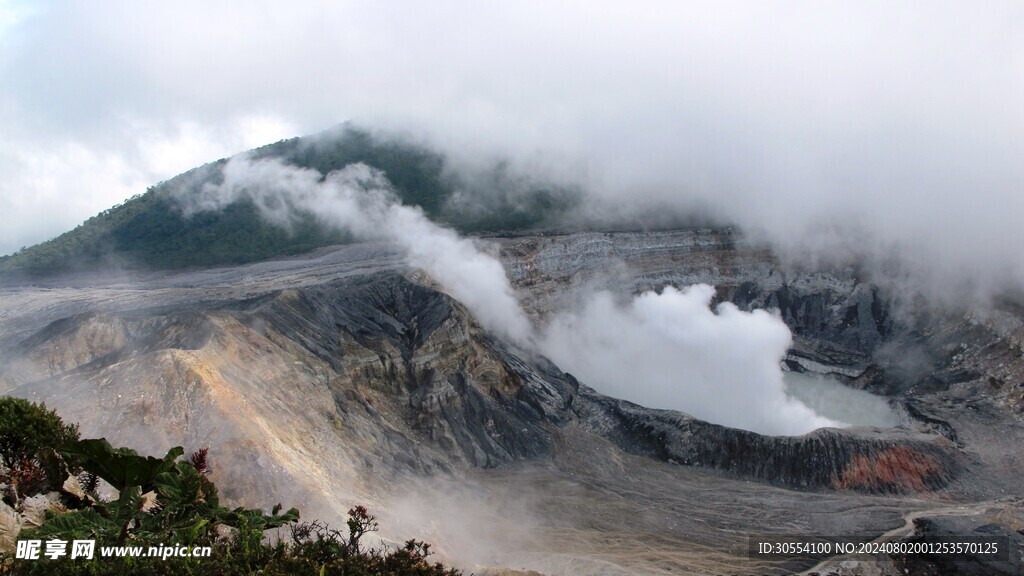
<box><xmin>0</xmin><ymin>124</ymin><xmax>576</xmax><ymax>276</ymax></box>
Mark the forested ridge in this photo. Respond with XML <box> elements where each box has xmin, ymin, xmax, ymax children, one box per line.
<box><xmin>0</xmin><ymin>125</ymin><xmax>574</xmax><ymax>276</ymax></box>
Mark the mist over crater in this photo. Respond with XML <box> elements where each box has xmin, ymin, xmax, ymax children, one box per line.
<box><xmin>185</xmin><ymin>155</ymin><xmax>852</xmax><ymax>436</ymax></box>
<box><xmin>2</xmin><ymin>3</ymin><xmax>1024</xmax><ymax>574</ymax></box>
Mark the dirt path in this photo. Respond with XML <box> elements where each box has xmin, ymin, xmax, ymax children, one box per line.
<box><xmin>799</xmin><ymin>498</ymin><xmax>1014</xmax><ymax>575</ymax></box>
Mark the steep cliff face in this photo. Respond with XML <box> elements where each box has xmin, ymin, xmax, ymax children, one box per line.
<box><xmin>248</xmin><ymin>275</ymin><xmax>576</xmax><ymax>468</ymax></box>
<box><xmin>576</xmin><ymin>388</ymin><xmax>959</xmax><ymax>493</ymax></box>
<box><xmin>0</xmin><ymin>273</ymin><xmax>584</xmax><ymax>513</ymax></box>
<box><xmin>498</xmin><ymin>230</ymin><xmax>889</xmax><ymax>370</ymax></box>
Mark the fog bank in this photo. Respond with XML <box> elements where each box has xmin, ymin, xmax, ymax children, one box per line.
<box><xmin>4</xmin><ymin>3</ymin><xmax>1023</xmax><ymax>305</ymax></box>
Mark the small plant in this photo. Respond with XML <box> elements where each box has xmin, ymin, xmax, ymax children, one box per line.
<box><xmin>188</xmin><ymin>448</ymin><xmax>208</xmax><ymax>475</ymax></box>
<box><xmin>281</xmin><ymin>507</ymin><xmax>462</xmax><ymax>576</ymax></box>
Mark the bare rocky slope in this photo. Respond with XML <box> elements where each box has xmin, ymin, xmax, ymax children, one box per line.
<box><xmin>1</xmin><ymin>229</ymin><xmax>1023</xmax><ymax>575</ymax></box>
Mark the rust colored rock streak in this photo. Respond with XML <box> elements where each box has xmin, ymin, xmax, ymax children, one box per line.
<box><xmin>833</xmin><ymin>446</ymin><xmax>946</xmax><ymax>493</ymax></box>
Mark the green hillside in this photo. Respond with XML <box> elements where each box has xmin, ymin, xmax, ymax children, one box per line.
<box><xmin>0</xmin><ymin>125</ymin><xmax>576</xmax><ymax>276</ymax></box>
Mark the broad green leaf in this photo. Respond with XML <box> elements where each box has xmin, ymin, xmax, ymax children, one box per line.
<box><xmin>68</xmin><ymin>439</ymin><xmax>184</xmax><ymax>492</ymax></box>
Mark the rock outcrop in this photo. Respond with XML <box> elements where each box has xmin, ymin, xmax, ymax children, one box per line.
<box><xmin>575</xmin><ymin>387</ymin><xmax>960</xmax><ymax>494</ymax></box>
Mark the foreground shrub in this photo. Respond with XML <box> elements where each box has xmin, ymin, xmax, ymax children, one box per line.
<box><xmin>0</xmin><ymin>398</ymin><xmax>80</xmax><ymax>503</ymax></box>
<box><xmin>0</xmin><ymin>398</ymin><xmax>460</xmax><ymax>575</ymax></box>
<box><xmin>4</xmin><ymin>505</ymin><xmax>460</xmax><ymax>575</ymax></box>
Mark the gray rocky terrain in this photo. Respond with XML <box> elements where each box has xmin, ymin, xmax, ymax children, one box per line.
<box><xmin>1</xmin><ymin>229</ymin><xmax>1023</xmax><ymax>575</ymax></box>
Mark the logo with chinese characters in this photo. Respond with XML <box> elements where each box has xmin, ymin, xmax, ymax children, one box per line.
<box><xmin>15</xmin><ymin>539</ymin><xmax>95</xmax><ymax>560</ymax></box>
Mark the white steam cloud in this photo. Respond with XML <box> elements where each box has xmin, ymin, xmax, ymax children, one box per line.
<box><xmin>3</xmin><ymin>3</ymin><xmax>1024</xmax><ymax>305</ymax></box>
<box><xmin>191</xmin><ymin>158</ymin><xmax>838</xmax><ymax>435</ymax></box>
<box><xmin>192</xmin><ymin>156</ymin><xmax>533</xmax><ymax>344</ymax></box>
<box><xmin>541</xmin><ymin>285</ymin><xmax>837</xmax><ymax>436</ymax></box>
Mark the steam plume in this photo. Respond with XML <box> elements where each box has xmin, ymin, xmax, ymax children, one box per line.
<box><xmin>541</xmin><ymin>285</ymin><xmax>838</xmax><ymax>436</ymax></box>
<box><xmin>189</xmin><ymin>156</ymin><xmax>533</xmax><ymax>344</ymax></box>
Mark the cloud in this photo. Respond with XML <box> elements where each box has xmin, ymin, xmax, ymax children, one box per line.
<box><xmin>1</xmin><ymin>1</ymin><xmax>1022</xmax><ymax>300</ymax></box>
<box><xmin>541</xmin><ymin>284</ymin><xmax>838</xmax><ymax>435</ymax></box>
<box><xmin>0</xmin><ymin>111</ymin><xmax>296</xmax><ymax>256</ymax></box>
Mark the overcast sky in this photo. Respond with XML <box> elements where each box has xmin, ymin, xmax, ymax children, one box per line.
<box><xmin>1</xmin><ymin>1</ymin><xmax>1022</xmax><ymax>297</ymax></box>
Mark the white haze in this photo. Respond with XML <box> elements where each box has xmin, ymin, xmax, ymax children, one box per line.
<box><xmin>541</xmin><ymin>285</ymin><xmax>837</xmax><ymax>436</ymax></box>
<box><xmin>192</xmin><ymin>157</ymin><xmax>836</xmax><ymax>435</ymax></box>
<box><xmin>3</xmin><ymin>2</ymin><xmax>1024</xmax><ymax>304</ymax></box>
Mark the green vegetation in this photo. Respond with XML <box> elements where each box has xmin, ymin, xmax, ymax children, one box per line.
<box><xmin>0</xmin><ymin>399</ymin><xmax>80</xmax><ymax>503</ymax></box>
<box><xmin>0</xmin><ymin>398</ymin><xmax>461</xmax><ymax>575</ymax></box>
<box><xmin>0</xmin><ymin>124</ymin><xmax>577</xmax><ymax>277</ymax></box>
<box><xmin>0</xmin><ymin>399</ymin><xmax>79</xmax><ymax>469</ymax></box>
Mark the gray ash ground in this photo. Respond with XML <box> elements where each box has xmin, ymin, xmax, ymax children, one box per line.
<box><xmin>2</xmin><ymin>229</ymin><xmax>1023</xmax><ymax>575</ymax></box>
